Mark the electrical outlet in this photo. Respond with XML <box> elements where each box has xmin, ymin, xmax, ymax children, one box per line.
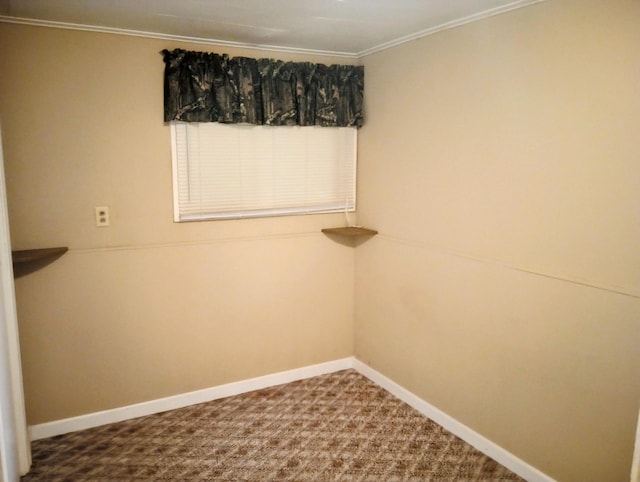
<box><xmin>95</xmin><ymin>206</ymin><xmax>110</xmax><ymax>227</ymax></box>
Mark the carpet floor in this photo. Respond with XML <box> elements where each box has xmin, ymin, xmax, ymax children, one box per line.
<box><xmin>21</xmin><ymin>369</ymin><xmax>524</xmax><ymax>481</ymax></box>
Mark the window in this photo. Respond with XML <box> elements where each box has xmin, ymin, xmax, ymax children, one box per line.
<box><xmin>171</xmin><ymin>122</ymin><xmax>357</xmax><ymax>221</ymax></box>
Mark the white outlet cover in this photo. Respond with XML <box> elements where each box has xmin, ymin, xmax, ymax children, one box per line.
<box><xmin>95</xmin><ymin>206</ymin><xmax>110</xmax><ymax>227</ymax></box>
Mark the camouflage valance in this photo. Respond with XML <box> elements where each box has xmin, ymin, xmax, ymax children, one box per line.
<box><xmin>162</xmin><ymin>49</ymin><xmax>364</xmax><ymax>127</ymax></box>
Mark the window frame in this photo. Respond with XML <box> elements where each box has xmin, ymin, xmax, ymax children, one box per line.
<box><xmin>170</xmin><ymin>122</ymin><xmax>357</xmax><ymax>222</ymax></box>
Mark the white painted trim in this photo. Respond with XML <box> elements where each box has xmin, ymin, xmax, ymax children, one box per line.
<box><xmin>0</xmin><ymin>16</ymin><xmax>357</xmax><ymax>59</ymax></box>
<box><xmin>352</xmin><ymin>359</ymin><xmax>556</xmax><ymax>482</ymax></box>
<box><xmin>170</xmin><ymin>122</ymin><xmax>180</xmax><ymax>223</ymax></box>
<box><xmin>29</xmin><ymin>357</ymin><xmax>354</xmax><ymax>441</ymax></box>
<box><xmin>0</xmin><ymin>1</ymin><xmax>545</xmax><ymax>59</ymax></box>
<box><xmin>29</xmin><ymin>356</ymin><xmax>552</xmax><ymax>481</ymax></box>
<box><xmin>356</xmin><ymin>0</ymin><xmax>546</xmax><ymax>57</ymax></box>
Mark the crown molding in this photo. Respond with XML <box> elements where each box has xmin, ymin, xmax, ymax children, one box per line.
<box><xmin>0</xmin><ymin>15</ymin><xmax>358</xmax><ymax>59</ymax></box>
<box><xmin>0</xmin><ymin>0</ymin><xmax>545</xmax><ymax>60</ymax></box>
<box><xmin>356</xmin><ymin>0</ymin><xmax>546</xmax><ymax>57</ymax></box>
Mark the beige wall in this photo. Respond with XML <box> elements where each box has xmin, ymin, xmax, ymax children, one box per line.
<box><xmin>356</xmin><ymin>1</ymin><xmax>640</xmax><ymax>481</ymax></box>
<box><xmin>2</xmin><ymin>1</ymin><xmax>640</xmax><ymax>480</ymax></box>
<box><xmin>0</xmin><ymin>24</ymin><xmax>355</xmax><ymax>424</ymax></box>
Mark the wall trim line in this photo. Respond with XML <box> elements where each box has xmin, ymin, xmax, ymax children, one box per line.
<box><xmin>377</xmin><ymin>234</ymin><xmax>639</xmax><ymax>299</ymax></box>
<box><xmin>66</xmin><ymin>230</ymin><xmax>322</xmax><ymax>256</ymax></box>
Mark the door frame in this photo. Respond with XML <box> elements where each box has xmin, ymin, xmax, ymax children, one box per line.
<box><xmin>0</xmin><ymin>123</ymin><xmax>31</xmax><ymax>480</ymax></box>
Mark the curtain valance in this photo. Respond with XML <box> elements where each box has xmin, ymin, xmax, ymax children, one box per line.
<box><xmin>162</xmin><ymin>49</ymin><xmax>364</xmax><ymax>127</ymax></box>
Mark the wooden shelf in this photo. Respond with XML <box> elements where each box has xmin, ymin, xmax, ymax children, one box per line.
<box><xmin>321</xmin><ymin>227</ymin><xmax>378</xmax><ymax>237</ymax></box>
<box><xmin>12</xmin><ymin>247</ymin><xmax>68</xmax><ymax>267</ymax></box>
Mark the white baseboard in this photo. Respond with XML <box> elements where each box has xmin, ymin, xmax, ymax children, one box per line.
<box><xmin>29</xmin><ymin>356</ymin><xmax>553</xmax><ymax>481</ymax></box>
<box><xmin>352</xmin><ymin>359</ymin><xmax>555</xmax><ymax>482</ymax></box>
<box><xmin>29</xmin><ymin>357</ymin><xmax>354</xmax><ymax>441</ymax></box>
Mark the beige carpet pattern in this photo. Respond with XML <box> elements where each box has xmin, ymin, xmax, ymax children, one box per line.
<box><xmin>22</xmin><ymin>369</ymin><xmax>524</xmax><ymax>481</ymax></box>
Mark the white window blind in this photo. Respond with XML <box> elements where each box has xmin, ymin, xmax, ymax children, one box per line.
<box><xmin>171</xmin><ymin>122</ymin><xmax>356</xmax><ymax>221</ymax></box>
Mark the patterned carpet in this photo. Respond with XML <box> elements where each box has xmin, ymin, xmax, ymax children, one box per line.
<box><xmin>22</xmin><ymin>369</ymin><xmax>524</xmax><ymax>481</ymax></box>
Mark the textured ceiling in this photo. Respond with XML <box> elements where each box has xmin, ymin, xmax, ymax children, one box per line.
<box><xmin>0</xmin><ymin>0</ymin><xmax>542</xmax><ymax>56</ymax></box>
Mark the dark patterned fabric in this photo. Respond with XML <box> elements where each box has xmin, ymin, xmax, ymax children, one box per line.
<box><xmin>162</xmin><ymin>49</ymin><xmax>364</xmax><ymax>127</ymax></box>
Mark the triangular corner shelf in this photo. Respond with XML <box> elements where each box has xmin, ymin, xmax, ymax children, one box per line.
<box><xmin>321</xmin><ymin>226</ymin><xmax>378</xmax><ymax>237</ymax></box>
<box><xmin>11</xmin><ymin>246</ymin><xmax>69</xmax><ymax>277</ymax></box>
